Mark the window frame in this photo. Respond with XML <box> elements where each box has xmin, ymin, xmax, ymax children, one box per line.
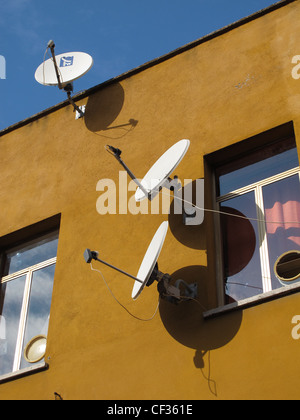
<box><xmin>217</xmin><ymin>166</ymin><xmax>300</xmax><ymax>299</ymax></box>
<box><xmin>0</xmin><ymin>256</ymin><xmax>56</xmax><ymax>373</ymax></box>
<box><xmin>203</xmin><ymin>122</ymin><xmax>300</xmax><ymax>314</ymax></box>
<box><xmin>0</xmin><ymin>216</ymin><xmax>60</xmax><ymax>381</ymax></box>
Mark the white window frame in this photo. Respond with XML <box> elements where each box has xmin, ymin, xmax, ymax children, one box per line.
<box><xmin>0</xmin><ymin>256</ymin><xmax>56</xmax><ymax>373</ymax></box>
<box><xmin>216</xmin><ymin>166</ymin><xmax>300</xmax><ymax>298</ymax></box>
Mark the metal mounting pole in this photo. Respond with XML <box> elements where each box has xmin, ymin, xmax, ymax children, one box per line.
<box><xmin>48</xmin><ymin>41</ymin><xmax>63</xmax><ymax>90</ymax></box>
<box><xmin>106</xmin><ymin>146</ymin><xmax>152</xmax><ymax>200</ymax></box>
<box><xmin>94</xmin><ymin>256</ymin><xmax>143</xmax><ymax>284</ymax></box>
<box><xmin>66</xmin><ymin>90</ymin><xmax>85</xmax><ymax>119</ymax></box>
<box><xmin>84</xmin><ymin>249</ymin><xmax>143</xmax><ymax>284</ymax></box>
<box><xmin>48</xmin><ymin>40</ymin><xmax>85</xmax><ymax>119</ymax></box>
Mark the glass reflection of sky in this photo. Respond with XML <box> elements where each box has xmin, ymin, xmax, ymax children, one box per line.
<box><xmin>219</xmin><ymin>148</ymin><xmax>299</xmax><ymax>196</ymax></box>
<box><xmin>5</xmin><ymin>231</ymin><xmax>58</xmax><ymax>275</ymax></box>
<box><xmin>0</xmin><ymin>276</ymin><xmax>26</xmax><ymax>376</ymax></box>
<box><xmin>21</xmin><ymin>264</ymin><xmax>55</xmax><ymax>370</ymax></box>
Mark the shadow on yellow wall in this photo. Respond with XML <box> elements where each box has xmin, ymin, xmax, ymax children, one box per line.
<box><xmin>85</xmin><ymin>83</ymin><xmax>125</xmax><ymax>132</ymax></box>
<box><xmin>84</xmin><ymin>82</ymin><xmax>138</xmax><ymax>142</ymax></box>
<box><xmin>168</xmin><ymin>186</ymin><xmax>206</xmax><ymax>250</ymax></box>
<box><xmin>159</xmin><ymin>264</ymin><xmax>243</xmax><ymax>396</ymax></box>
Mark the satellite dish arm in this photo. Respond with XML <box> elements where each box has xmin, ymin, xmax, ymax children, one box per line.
<box><xmin>48</xmin><ymin>40</ymin><xmax>63</xmax><ymax>90</ymax></box>
<box><xmin>84</xmin><ymin>249</ymin><xmax>143</xmax><ymax>284</ymax></box>
<box><xmin>47</xmin><ymin>40</ymin><xmax>84</xmax><ymax>118</ymax></box>
<box><xmin>66</xmin><ymin>88</ymin><xmax>85</xmax><ymax>118</ymax></box>
<box><xmin>106</xmin><ymin>146</ymin><xmax>151</xmax><ymax>200</ymax></box>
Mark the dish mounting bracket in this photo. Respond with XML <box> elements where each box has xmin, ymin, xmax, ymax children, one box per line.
<box><xmin>48</xmin><ymin>40</ymin><xmax>85</xmax><ymax>119</ymax></box>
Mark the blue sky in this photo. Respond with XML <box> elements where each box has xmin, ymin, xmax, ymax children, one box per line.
<box><xmin>0</xmin><ymin>0</ymin><xmax>280</xmax><ymax>130</ymax></box>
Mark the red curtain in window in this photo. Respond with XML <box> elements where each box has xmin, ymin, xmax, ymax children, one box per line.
<box><xmin>265</xmin><ymin>200</ymin><xmax>300</xmax><ymax>247</ymax></box>
<box><xmin>264</xmin><ymin>175</ymin><xmax>300</xmax><ymax>250</ymax></box>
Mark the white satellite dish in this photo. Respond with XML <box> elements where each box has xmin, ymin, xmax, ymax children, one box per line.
<box><xmin>106</xmin><ymin>139</ymin><xmax>201</xmax><ymax>225</ymax></box>
<box><xmin>132</xmin><ymin>221</ymin><xmax>168</xmax><ymax>300</ymax></box>
<box><xmin>106</xmin><ymin>139</ymin><xmax>190</xmax><ymax>202</ymax></box>
<box><xmin>135</xmin><ymin>139</ymin><xmax>190</xmax><ymax>202</ymax></box>
<box><xmin>84</xmin><ymin>220</ymin><xmax>198</xmax><ymax>304</ymax></box>
<box><xmin>34</xmin><ymin>40</ymin><xmax>93</xmax><ymax>119</ymax></box>
<box><xmin>35</xmin><ymin>51</ymin><xmax>93</xmax><ymax>87</ymax></box>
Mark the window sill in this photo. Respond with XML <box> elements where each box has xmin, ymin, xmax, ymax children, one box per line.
<box><xmin>203</xmin><ymin>282</ymin><xmax>300</xmax><ymax>320</ymax></box>
<box><xmin>0</xmin><ymin>362</ymin><xmax>48</xmax><ymax>385</ymax></box>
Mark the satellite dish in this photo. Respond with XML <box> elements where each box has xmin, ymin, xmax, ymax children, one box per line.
<box><xmin>106</xmin><ymin>139</ymin><xmax>190</xmax><ymax>202</ymax></box>
<box><xmin>34</xmin><ymin>40</ymin><xmax>93</xmax><ymax>119</ymax></box>
<box><xmin>84</xmin><ymin>220</ymin><xmax>198</xmax><ymax>304</ymax></box>
<box><xmin>35</xmin><ymin>51</ymin><xmax>93</xmax><ymax>87</ymax></box>
<box><xmin>24</xmin><ymin>335</ymin><xmax>47</xmax><ymax>363</ymax></box>
<box><xmin>106</xmin><ymin>140</ymin><xmax>202</xmax><ymax>225</ymax></box>
<box><xmin>135</xmin><ymin>139</ymin><xmax>190</xmax><ymax>202</ymax></box>
<box><xmin>132</xmin><ymin>221</ymin><xmax>168</xmax><ymax>300</ymax></box>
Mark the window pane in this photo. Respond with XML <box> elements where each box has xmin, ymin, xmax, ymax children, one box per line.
<box><xmin>20</xmin><ymin>264</ymin><xmax>56</xmax><ymax>369</ymax></box>
<box><xmin>263</xmin><ymin>175</ymin><xmax>300</xmax><ymax>289</ymax></box>
<box><xmin>5</xmin><ymin>231</ymin><xmax>58</xmax><ymax>275</ymax></box>
<box><xmin>220</xmin><ymin>192</ymin><xmax>262</xmax><ymax>303</ymax></box>
<box><xmin>0</xmin><ymin>276</ymin><xmax>26</xmax><ymax>376</ymax></box>
<box><xmin>217</xmin><ymin>144</ymin><xmax>299</xmax><ymax>196</ymax></box>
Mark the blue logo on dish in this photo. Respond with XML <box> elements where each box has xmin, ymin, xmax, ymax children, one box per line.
<box><xmin>60</xmin><ymin>56</ymin><xmax>74</xmax><ymax>68</ymax></box>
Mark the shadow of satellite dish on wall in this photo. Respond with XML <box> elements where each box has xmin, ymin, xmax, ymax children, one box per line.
<box><xmin>221</xmin><ymin>206</ymin><xmax>257</xmax><ymax>277</ymax></box>
<box><xmin>159</xmin><ymin>265</ymin><xmax>243</xmax><ymax>367</ymax></box>
<box><xmin>168</xmin><ymin>180</ymin><xmax>206</xmax><ymax>250</ymax></box>
<box><xmin>84</xmin><ymin>82</ymin><xmax>125</xmax><ymax>132</ymax></box>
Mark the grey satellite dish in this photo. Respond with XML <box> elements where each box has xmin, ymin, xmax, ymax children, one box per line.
<box><xmin>84</xmin><ymin>221</ymin><xmax>197</xmax><ymax>303</ymax></box>
<box><xmin>35</xmin><ymin>40</ymin><xmax>93</xmax><ymax>118</ymax></box>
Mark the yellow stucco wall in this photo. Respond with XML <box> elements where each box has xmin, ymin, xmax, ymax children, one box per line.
<box><xmin>1</xmin><ymin>0</ymin><xmax>300</xmax><ymax>400</ymax></box>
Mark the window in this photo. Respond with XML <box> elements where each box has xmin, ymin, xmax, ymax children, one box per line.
<box><xmin>212</xmin><ymin>128</ymin><xmax>300</xmax><ymax>305</ymax></box>
<box><xmin>0</xmin><ymin>230</ymin><xmax>58</xmax><ymax>377</ymax></box>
